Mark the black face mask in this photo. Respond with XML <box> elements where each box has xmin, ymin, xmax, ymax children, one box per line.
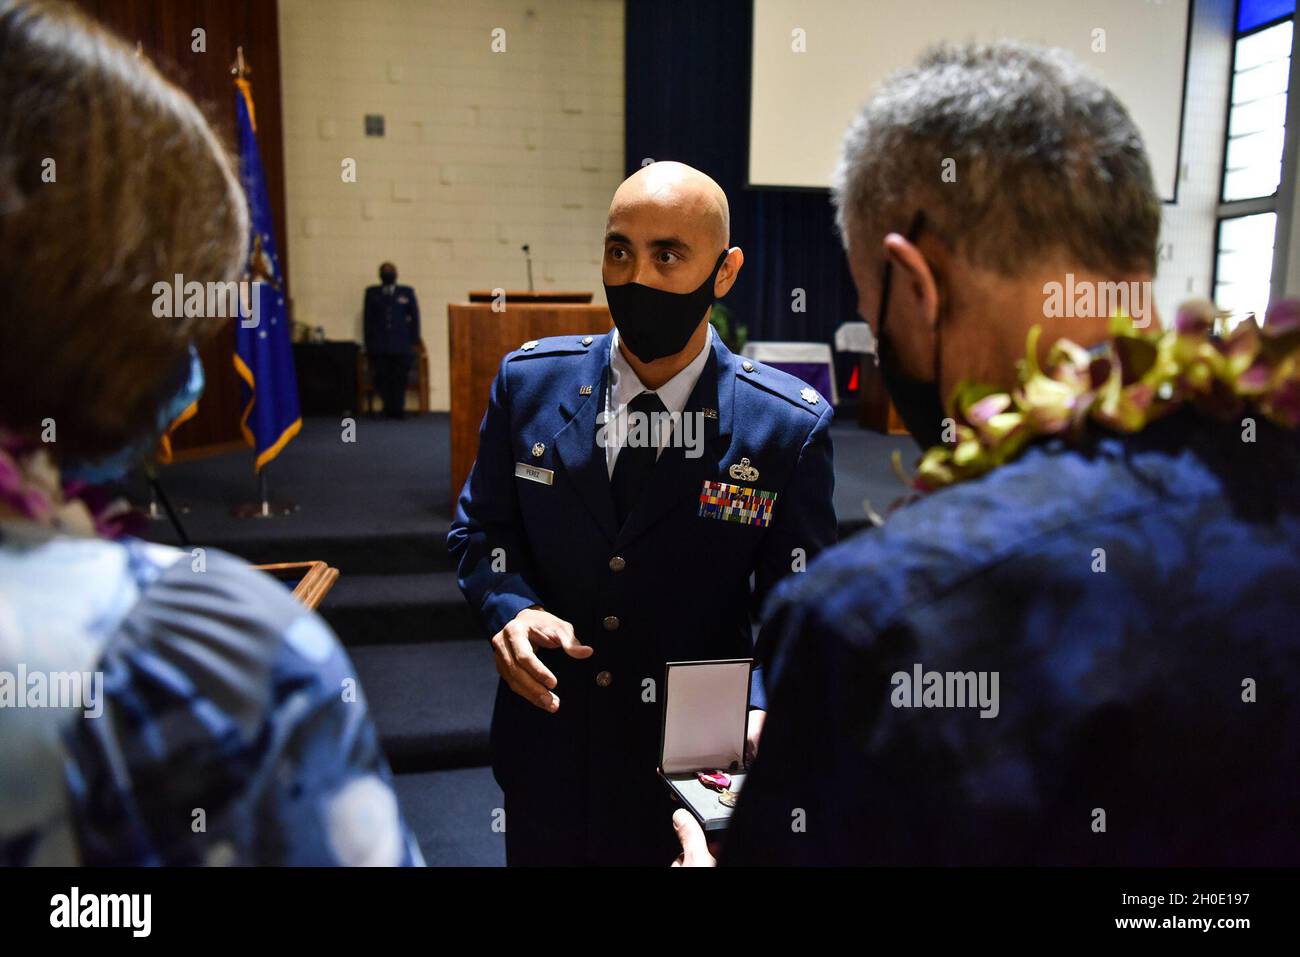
<box><xmin>604</xmin><ymin>251</ymin><xmax>728</xmax><ymax>363</ymax></box>
<box><xmin>875</xmin><ymin>212</ymin><xmax>948</xmax><ymax>449</ymax></box>
<box><xmin>380</xmin><ymin>269</ymin><xmax>397</xmax><ymax>286</ymax></box>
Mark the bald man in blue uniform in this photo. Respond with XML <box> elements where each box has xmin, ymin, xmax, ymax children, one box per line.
<box><xmin>448</xmin><ymin>162</ymin><xmax>837</xmax><ymax>865</ymax></box>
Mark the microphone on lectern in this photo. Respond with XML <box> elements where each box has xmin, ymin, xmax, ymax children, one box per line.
<box><xmin>521</xmin><ymin>244</ymin><xmax>534</xmax><ymax>293</ymax></box>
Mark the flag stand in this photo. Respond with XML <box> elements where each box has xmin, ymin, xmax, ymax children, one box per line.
<box><xmin>233</xmin><ymin>464</ymin><xmax>298</xmax><ymax>519</ymax></box>
<box><xmin>146</xmin><ymin>481</ymin><xmax>190</xmax><ymax>524</ymax></box>
<box><xmin>143</xmin><ymin>463</ymin><xmax>193</xmax><ymax>544</ymax></box>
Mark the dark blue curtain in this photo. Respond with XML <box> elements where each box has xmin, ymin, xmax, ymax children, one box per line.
<box><xmin>622</xmin><ymin>0</ymin><xmax>859</xmax><ymax>350</ymax></box>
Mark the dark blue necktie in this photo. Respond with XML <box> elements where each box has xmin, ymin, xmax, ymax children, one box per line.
<box><xmin>610</xmin><ymin>391</ymin><xmax>667</xmax><ymax>526</ymax></box>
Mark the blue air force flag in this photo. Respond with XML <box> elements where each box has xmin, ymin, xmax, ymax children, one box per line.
<box><xmin>234</xmin><ymin>77</ymin><xmax>300</xmax><ymax>470</ymax></box>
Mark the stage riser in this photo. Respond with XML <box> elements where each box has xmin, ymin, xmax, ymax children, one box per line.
<box><xmin>322</xmin><ymin>603</ymin><xmax>482</xmax><ymax>647</ymax></box>
<box><xmin>172</xmin><ymin>519</ymin><xmax>877</xmax><ymax>579</ymax></box>
<box><xmin>392</xmin><ymin>768</ymin><xmax>505</xmax><ymax>866</ymax></box>
<box><xmin>188</xmin><ymin>535</ymin><xmax>451</xmax><ymax>575</ymax></box>
<box><xmin>350</xmin><ymin>639</ymin><xmax>497</xmax><ymax>775</ymax></box>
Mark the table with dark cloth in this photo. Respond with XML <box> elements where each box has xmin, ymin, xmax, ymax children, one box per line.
<box><xmin>292</xmin><ymin>341</ymin><xmax>360</xmax><ymax>415</ymax></box>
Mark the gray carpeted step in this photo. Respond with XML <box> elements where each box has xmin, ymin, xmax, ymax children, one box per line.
<box><xmin>321</xmin><ymin>570</ymin><xmax>482</xmax><ymax>646</ymax></box>
<box><xmin>393</xmin><ymin>766</ymin><xmax>505</xmax><ymax>867</ymax></box>
<box><xmin>349</xmin><ymin>638</ymin><xmax>496</xmax><ymax>773</ymax></box>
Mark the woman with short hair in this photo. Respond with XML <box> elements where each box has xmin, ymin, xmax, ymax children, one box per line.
<box><xmin>0</xmin><ymin>0</ymin><xmax>421</xmax><ymax>866</ymax></box>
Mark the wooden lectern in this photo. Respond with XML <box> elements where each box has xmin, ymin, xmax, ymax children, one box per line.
<box><xmin>467</xmin><ymin>290</ymin><xmax>595</xmax><ymax>305</ymax></box>
<box><xmin>449</xmin><ymin>292</ymin><xmax>611</xmax><ymax>509</ymax></box>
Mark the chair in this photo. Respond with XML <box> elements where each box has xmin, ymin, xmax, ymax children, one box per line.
<box><xmin>358</xmin><ymin>339</ymin><xmax>430</xmax><ymax>415</ymax></box>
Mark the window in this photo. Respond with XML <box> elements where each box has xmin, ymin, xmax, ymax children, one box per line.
<box><xmin>1222</xmin><ymin>19</ymin><xmax>1291</xmax><ymax>201</ymax></box>
<box><xmin>1214</xmin><ymin>1</ymin><xmax>1296</xmax><ymax>326</ymax></box>
<box><xmin>1214</xmin><ymin>211</ymin><xmax>1278</xmax><ymax>325</ymax></box>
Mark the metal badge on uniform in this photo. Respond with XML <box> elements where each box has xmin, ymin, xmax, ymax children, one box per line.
<box><xmin>728</xmin><ymin>457</ymin><xmax>759</xmax><ymax>482</ymax></box>
<box><xmin>515</xmin><ymin>462</ymin><xmax>554</xmax><ymax>485</ymax></box>
<box><xmin>698</xmin><ymin>479</ymin><xmax>777</xmax><ymax>528</ymax></box>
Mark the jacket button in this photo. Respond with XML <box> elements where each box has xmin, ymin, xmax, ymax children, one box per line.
<box><xmin>596</xmin><ymin>670</ymin><xmax>613</xmax><ymax>688</ymax></box>
<box><xmin>608</xmin><ymin>556</ymin><xmax>626</xmax><ymax>572</ymax></box>
<box><xmin>602</xmin><ymin>615</ymin><xmax>620</xmax><ymax>631</ymax></box>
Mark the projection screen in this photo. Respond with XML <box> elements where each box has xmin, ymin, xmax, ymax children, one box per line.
<box><xmin>749</xmin><ymin>0</ymin><xmax>1193</xmax><ymax>201</ymax></box>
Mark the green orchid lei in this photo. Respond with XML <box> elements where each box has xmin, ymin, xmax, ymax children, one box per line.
<box><xmin>900</xmin><ymin>299</ymin><xmax>1300</xmax><ymax>494</ymax></box>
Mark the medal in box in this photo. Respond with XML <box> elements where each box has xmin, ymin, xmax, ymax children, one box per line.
<box><xmin>657</xmin><ymin>658</ymin><xmax>753</xmax><ymax>831</ymax></box>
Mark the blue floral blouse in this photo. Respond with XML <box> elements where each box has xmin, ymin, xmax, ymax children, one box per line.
<box><xmin>0</xmin><ymin>524</ymin><xmax>423</xmax><ymax>866</ymax></box>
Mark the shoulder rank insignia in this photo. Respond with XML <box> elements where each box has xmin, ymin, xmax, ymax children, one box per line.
<box><xmin>800</xmin><ymin>387</ymin><xmax>820</xmax><ymax>405</ymax></box>
<box><xmin>521</xmin><ymin>340</ymin><xmax>539</xmax><ymax>351</ymax></box>
<box><xmin>728</xmin><ymin>457</ymin><xmax>759</xmax><ymax>482</ymax></box>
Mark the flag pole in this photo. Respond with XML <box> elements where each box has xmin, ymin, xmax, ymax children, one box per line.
<box><xmin>234</xmin><ymin>461</ymin><xmax>298</xmax><ymax>519</ymax></box>
<box><xmin>227</xmin><ymin>47</ymin><xmax>299</xmax><ymax>520</ymax></box>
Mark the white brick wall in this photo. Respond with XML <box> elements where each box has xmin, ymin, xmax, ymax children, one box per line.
<box><xmin>1153</xmin><ymin>0</ymin><xmax>1234</xmax><ymax>322</ymax></box>
<box><xmin>278</xmin><ymin>0</ymin><xmax>1230</xmax><ymax>387</ymax></box>
<box><xmin>278</xmin><ymin>0</ymin><xmax>625</xmax><ymax>410</ymax></box>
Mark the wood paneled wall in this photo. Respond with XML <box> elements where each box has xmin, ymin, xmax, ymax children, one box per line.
<box><xmin>68</xmin><ymin>0</ymin><xmax>289</xmax><ymax>456</ymax></box>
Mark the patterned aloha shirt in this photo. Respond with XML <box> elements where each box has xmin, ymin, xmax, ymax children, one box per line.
<box><xmin>724</xmin><ymin>411</ymin><xmax>1300</xmax><ymax>865</ymax></box>
<box><xmin>0</xmin><ymin>523</ymin><xmax>423</xmax><ymax>866</ymax></box>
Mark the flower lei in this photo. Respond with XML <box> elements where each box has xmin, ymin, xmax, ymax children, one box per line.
<box><xmin>0</xmin><ymin>430</ymin><xmax>144</xmax><ymax>539</ymax></box>
<box><xmin>901</xmin><ymin>299</ymin><xmax>1300</xmax><ymax>493</ymax></box>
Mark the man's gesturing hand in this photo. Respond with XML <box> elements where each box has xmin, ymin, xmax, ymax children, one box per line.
<box><xmin>491</xmin><ymin>607</ymin><xmax>593</xmax><ymax>712</ymax></box>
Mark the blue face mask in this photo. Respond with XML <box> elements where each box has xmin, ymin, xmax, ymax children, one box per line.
<box><xmin>63</xmin><ymin>345</ymin><xmax>206</xmax><ymax>485</ymax></box>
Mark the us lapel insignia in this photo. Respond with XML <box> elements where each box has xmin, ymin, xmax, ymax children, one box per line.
<box><xmin>699</xmin><ymin>480</ymin><xmax>777</xmax><ymax>528</ymax></box>
<box><xmin>728</xmin><ymin>457</ymin><xmax>759</xmax><ymax>482</ymax></box>
<box><xmin>579</xmin><ymin>384</ymin><xmax>593</xmax><ymax>396</ymax></box>
<box><xmin>701</xmin><ymin>407</ymin><xmax>718</xmax><ymax>420</ymax></box>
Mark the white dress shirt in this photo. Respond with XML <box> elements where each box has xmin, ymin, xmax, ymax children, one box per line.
<box><xmin>603</xmin><ymin>324</ymin><xmax>713</xmax><ymax>478</ymax></box>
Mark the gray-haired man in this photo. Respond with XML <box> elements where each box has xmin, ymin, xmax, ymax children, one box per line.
<box><xmin>673</xmin><ymin>41</ymin><xmax>1300</xmax><ymax>866</ymax></box>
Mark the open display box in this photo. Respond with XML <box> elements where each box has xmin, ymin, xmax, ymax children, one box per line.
<box><xmin>657</xmin><ymin>658</ymin><xmax>754</xmax><ymax>831</ymax></box>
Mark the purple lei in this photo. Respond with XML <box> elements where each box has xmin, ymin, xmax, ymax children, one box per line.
<box><xmin>0</xmin><ymin>430</ymin><xmax>146</xmax><ymax>539</ymax></box>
